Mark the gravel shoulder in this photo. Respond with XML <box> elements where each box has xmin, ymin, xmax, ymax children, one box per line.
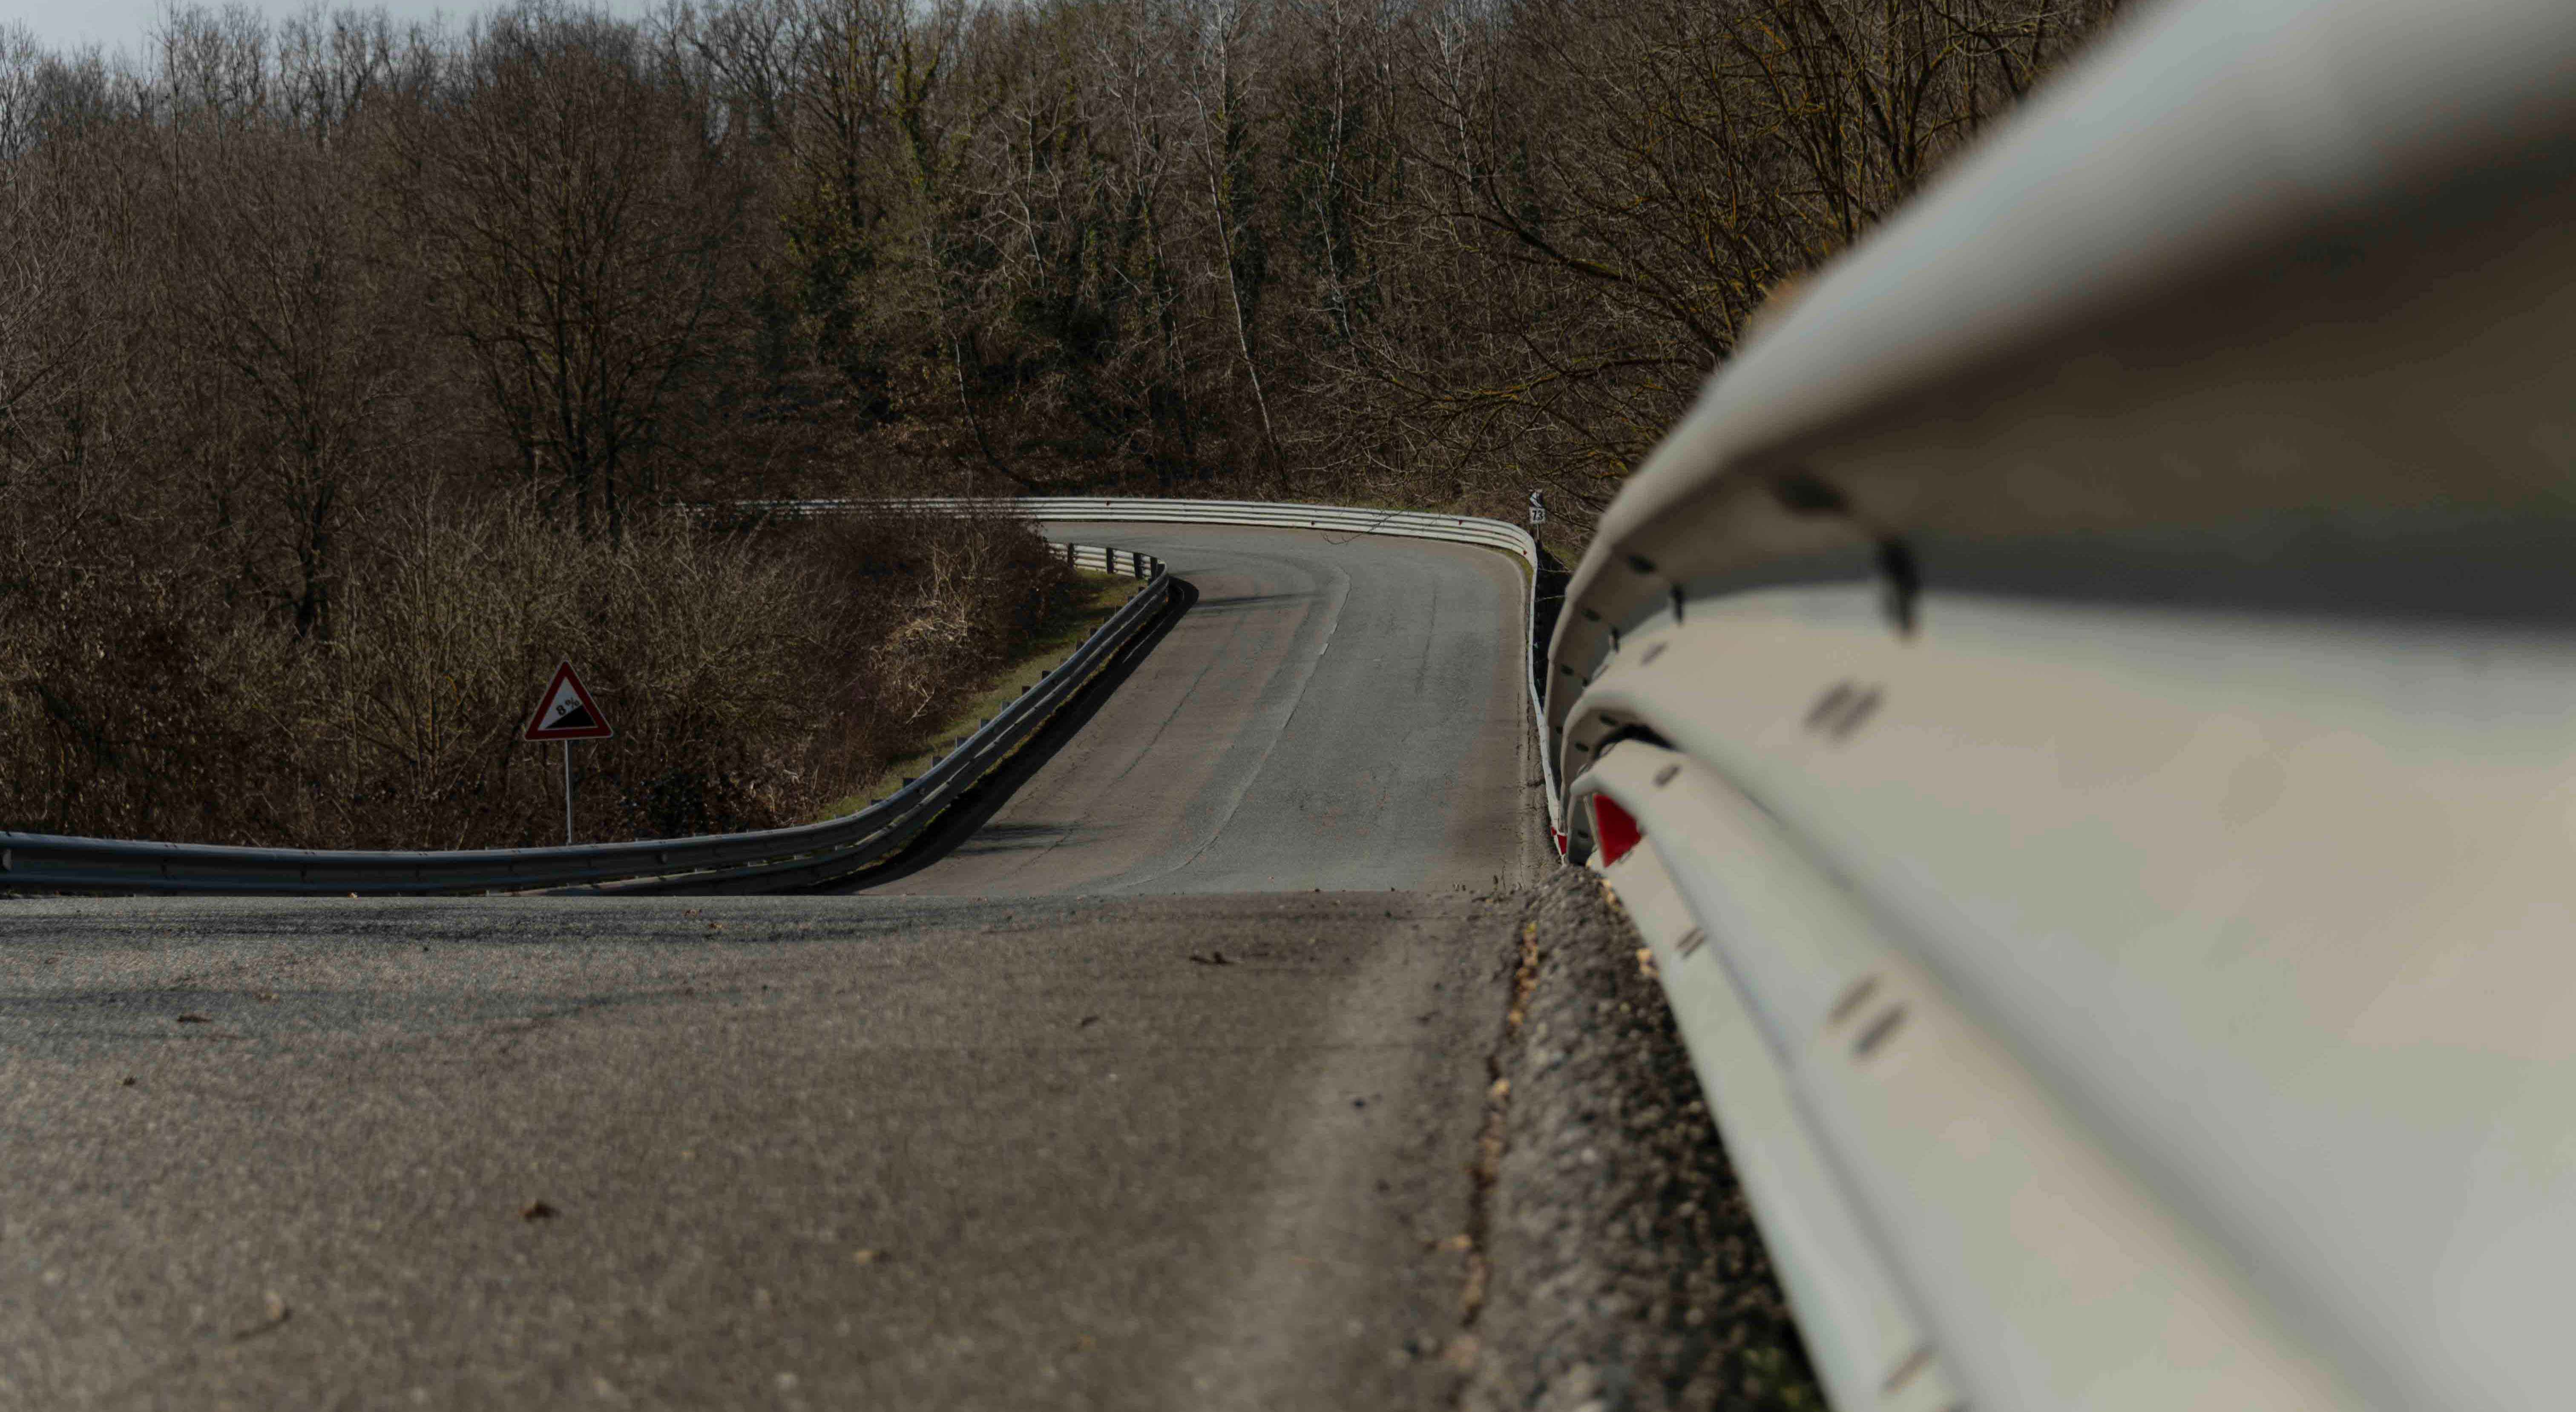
<box><xmin>1466</xmin><ymin>868</ymin><xmax>1825</xmax><ymax>1412</ymax></box>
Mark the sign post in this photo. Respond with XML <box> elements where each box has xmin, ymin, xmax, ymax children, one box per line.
<box><xmin>1527</xmin><ymin>489</ymin><xmax>1547</xmax><ymax>526</ymax></box>
<box><xmin>522</xmin><ymin>661</ymin><xmax>614</xmax><ymax>845</ymax></box>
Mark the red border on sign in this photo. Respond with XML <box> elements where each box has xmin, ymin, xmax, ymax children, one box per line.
<box><xmin>523</xmin><ymin>660</ymin><xmax>615</xmax><ymax>740</ymax></box>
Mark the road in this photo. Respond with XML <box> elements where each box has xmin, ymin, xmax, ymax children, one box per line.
<box><xmin>882</xmin><ymin>524</ymin><xmax>1537</xmax><ymax>895</ymax></box>
<box><xmin>0</xmin><ymin>523</ymin><xmax>1543</xmax><ymax>1410</ymax></box>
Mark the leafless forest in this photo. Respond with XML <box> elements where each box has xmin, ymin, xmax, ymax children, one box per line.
<box><xmin>0</xmin><ymin>0</ymin><xmax>2115</xmax><ymax>846</ymax></box>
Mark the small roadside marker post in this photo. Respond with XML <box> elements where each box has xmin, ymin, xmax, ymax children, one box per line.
<box><xmin>523</xmin><ymin>661</ymin><xmax>615</xmax><ymax>845</ymax></box>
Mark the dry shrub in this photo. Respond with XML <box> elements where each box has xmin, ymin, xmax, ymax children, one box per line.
<box><xmin>776</xmin><ymin>507</ymin><xmax>1077</xmax><ymax>799</ymax></box>
<box><xmin>0</xmin><ymin>501</ymin><xmax>1071</xmax><ymax>849</ymax></box>
<box><xmin>0</xmin><ymin>558</ymin><xmax>288</xmax><ymax>843</ymax></box>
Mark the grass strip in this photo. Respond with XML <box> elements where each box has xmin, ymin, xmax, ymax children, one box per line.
<box><xmin>819</xmin><ymin>569</ymin><xmax>1147</xmax><ymax>818</ymax></box>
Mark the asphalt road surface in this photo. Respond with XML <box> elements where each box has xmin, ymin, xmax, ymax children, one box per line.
<box><xmin>881</xmin><ymin>524</ymin><xmax>1538</xmax><ymax>896</ymax></box>
<box><xmin>0</xmin><ymin>524</ymin><xmax>1545</xmax><ymax>1410</ymax></box>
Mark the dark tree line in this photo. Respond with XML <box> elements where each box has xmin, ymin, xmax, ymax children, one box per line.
<box><xmin>5</xmin><ymin>0</ymin><xmax>2120</xmax><ymax>541</ymax></box>
<box><xmin>680</xmin><ymin>0</ymin><xmax>2121</xmax><ymax>526</ymax></box>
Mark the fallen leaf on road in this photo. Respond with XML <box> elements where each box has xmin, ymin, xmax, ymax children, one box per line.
<box><xmin>1077</xmin><ymin>1015</ymin><xmax>1100</xmax><ymax>1028</ymax></box>
<box><xmin>229</xmin><ymin>1292</ymin><xmax>290</xmax><ymax>1342</ymax></box>
<box><xmin>120</xmin><ymin>1076</ymin><xmax>135</xmax><ymax>1087</ymax></box>
<box><xmin>521</xmin><ymin>1200</ymin><xmax>559</xmax><ymax>1222</ymax></box>
<box><xmin>175</xmin><ymin>1014</ymin><xmax>210</xmax><ymax>1024</ymax></box>
<box><xmin>851</xmin><ymin>1248</ymin><xmax>883</xmax><ymax>1265</ymax></box>
<box><xmin>1187</xmin><ymin>951</ymin><xmax>1231</xmax><ymax>966</ymax></box>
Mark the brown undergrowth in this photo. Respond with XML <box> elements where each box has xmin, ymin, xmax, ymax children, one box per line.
<box><xmin>0</xmin><ymin>504</ymin><xmax>1069</xmax><ymax>849</ymax></box>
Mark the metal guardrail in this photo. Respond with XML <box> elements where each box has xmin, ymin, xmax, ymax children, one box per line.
<box><xmin>1544</xmin><ymin>1</ymin><xmax>2576</xmax><ymax>1410</ymax></box>
<box><xmin>0</xmin><ymin>545</ymin><xmax>1168</xmax><ymax>894</ymax></box>
<box><xmin>753</xmin><ymin>495</ymin><xmax>1541</xmax><ymax>559</ymax></box>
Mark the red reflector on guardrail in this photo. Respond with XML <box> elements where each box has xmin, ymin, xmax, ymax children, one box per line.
<box><xmin>1590</xmin><ymin>794</ymin><xmax>1642</xmax><ymax>866</ymax></box>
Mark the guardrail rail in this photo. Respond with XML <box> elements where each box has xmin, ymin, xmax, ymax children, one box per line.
<box><xmin>1542</xmin><ymin>0</ymin><xmax>2576</xmax><ymax>1409</ymax></box>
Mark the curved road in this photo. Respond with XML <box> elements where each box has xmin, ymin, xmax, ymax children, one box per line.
<box><xmin>0</xmin><ymin>523</ymin><xmax>1544</xmax><ymax>1411</ymax></box>
<box><xmin>886</xmin><ymin>524</ymin><xmax>1538</xmax><ymax>895</ymax></box>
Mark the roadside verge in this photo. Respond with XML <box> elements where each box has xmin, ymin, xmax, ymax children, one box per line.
<box><xmin>822</xmin><ymin>569</ymin><xmax>1147</xmax><ymax>817</ymax></box>
<box><xmin>1466</xmin><ymin>869</ymin><xmax>1824</xmax><ymax>1412</ymax></box>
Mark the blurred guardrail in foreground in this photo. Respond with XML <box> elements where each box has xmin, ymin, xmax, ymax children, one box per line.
<box><xmin>1543</xmin><ymin>0</ymin><xmax>2576</xmax><ymax>1408</ymax></box>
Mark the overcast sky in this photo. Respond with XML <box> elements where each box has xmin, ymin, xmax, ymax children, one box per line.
<box><xmin>2</xmin><ymin>1</ymin><xmax>664</xmax><ymax>58</ymax></box>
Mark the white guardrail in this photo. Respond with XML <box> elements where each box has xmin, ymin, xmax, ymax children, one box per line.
<box><xmin>1545</xmin><ymin>1</ymin><xmax>2576</xmax><ymax>1411</ymax></box>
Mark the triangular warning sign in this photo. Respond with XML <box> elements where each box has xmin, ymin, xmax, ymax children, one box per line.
<box><xmin>523</xmin><ymin>661</ymin><xmax>614</xmax><ymax>741</ymax></box>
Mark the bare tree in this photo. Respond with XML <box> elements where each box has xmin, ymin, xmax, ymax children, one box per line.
<box><xmin>1187</xmin><ymin>0</ymin><xmax>1288</xmax><ymax>493</ymax></box>
<box><xmin>162</xmin><ymin>126</ymin><xmax>412</xmax><ymax>640</ymax></box>
<box><xmin>391</xmin><ymin>5</ymin><xmax>754</xmax><ymax>539</ymax></box>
